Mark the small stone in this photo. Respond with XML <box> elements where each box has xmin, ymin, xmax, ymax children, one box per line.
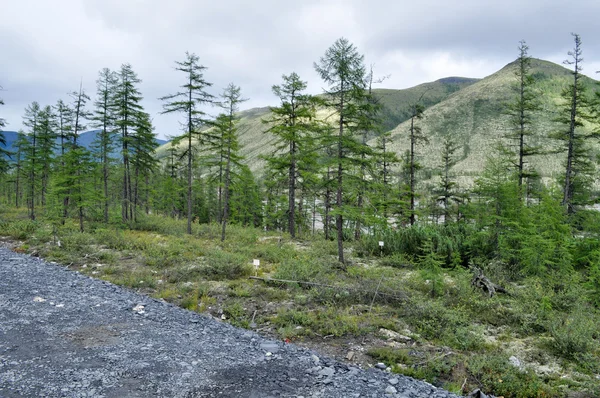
<box><xmin>132</xmin><ymin>304</ymin><xmax>145</xmax><ymax>314</ymax></box>
<box><xmin>311</xmin><ymin>354</ymin><xmax>320</xmax><ymax>365</ymax></box>
<box><xmin>260</xmin><ymin>342</ymin><xmax>280</xmax><ymax>353</ymax></box>
<box><xmin>376</xmin><ymin>362</ymin><xmax>387</xmax><ymax>369</ymax></box>
<box><xmin>318</xmin><ymin>367</ymin><xmax>335</xmax><ymax>377</ymax></box>
<box><xmin>346</xmin><ymin>351</ymin><xmax>355</xmax><ymax>361</ymax></box>
<box><xmin>385</xmin><ymin>385</ymin><xmax>397</xmax><ymax>394</ymax></box>
<box><xmin>389</xmin><ymin>377</ymin><xmax>399</xmax><ymax>385</ymax></box>
<box><xmin>33</xmin><ymin>296</ymin><xmax>46</xmax><ymax>303</ymax></box>
<box><xmin>265</xmin><ymin>352</ymin><xmax>272</xmax><ymax>357</ymax></box>
<box><xmin>509</xmin><ymin>355</ymin><xmax>522</xmax><ymax>370</ymax></box>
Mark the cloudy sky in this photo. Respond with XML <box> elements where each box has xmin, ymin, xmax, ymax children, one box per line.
<box><xmin>1</xmin><ymin>0</ymin><xmax>600</xmax><ymax>139</ymax></box>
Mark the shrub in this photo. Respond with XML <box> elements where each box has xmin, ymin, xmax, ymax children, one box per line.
<box><xmin>273</xmin><ymin>254</ymin><xmax>334</xmax><ymax>283</ymax></box>
<box><xmin>203</xmin><ymin>249</ymin><xmax>252</xmax><ymax>280</ymax></box>
<box><xmin>549</xmin><ymin>310</ymin><xmax>597</xmax><ymax>360</ymax></box>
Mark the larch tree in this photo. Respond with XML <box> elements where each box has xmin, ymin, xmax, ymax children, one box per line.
<box><xmin>314</xmin><ymin>37</ymin><xmax>368</xmax><ymax>265</ymax></box>
<box><xmin>36</xmin><ymin>105</ymin><xmax>57</xmax><ymax>207</ymax></box>
<box><xmin>91</xmin><ymin>68</ymin><xmax>119</xmax><ymax>223</ymax></box>
<box><xmin>434</xmin><ymin>137</ymin><xmax>461</xmax><ymax>224</ymax></box>
<box><xmin>115</xmin><ymin>63</ymin><xmax>144</xmax><ymax>222</ymax></box>
<box><xmin>12</xmin><ymin>131</ymin><xmax>28</xmax><ymax>208</ymax></box>
<box><xmin>0</xmin><ymin>87</ymin><xmax>10</xmax><ymax>174</ymax></box>
<box><xmin>160</xmin><ymin>52</ymin><xmax>213</xmax><ymax>234</ymax></box>
<box><xmin>53</xmin><ymin>99</ymin><xmax>73</xmax><ymax>222</ymax></box>
<box><xmin>213</xmin><ymin>83</ymin><xmax>246</xmax><ymax>242</ymax></box>
<box><xmin>504</xmin><ymin>40</ymin><xmax>541</xmax><ymax>198</ymax></box>
<box><xmin>405</xmin><ymin>102</ymin><xmax>427</xmax><ymax>226</ymax></box>
<box><xmin>22</xmin><ymin>102</ymin><xmax>42</xmax><ymax>220</ymax></box>
<box><xmin>53</xmin><ymin>83</ymin><xmax>93</xmax><ymax>230</ymax></box>
<box><xmin>263</xmin><ymin>72</ymin><xmax>321</xmax><ymax>238</ymax></box>
<box><xmin>552</xmin><ymin>33</ymin><xmax>593</xmax><ymax>215</ymax></box>
<box><xmin>130</xmin><ymin>111</ymin><xmax>158</xmax><ymax>220</ymax></box>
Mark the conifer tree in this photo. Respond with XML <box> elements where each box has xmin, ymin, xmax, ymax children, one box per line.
<box><xmin>91</xmin><ymin>68</ymin><xmax>118</xmax><ymax>222</ymax></box>
<box><xmin>36</xmin><ymin>106</ymin><xmax>57</xmax><ymax>206</ymax></box>
<box><xmin>54</xmin><ymin>100</ymin><xmax>73</xmax><ymax>162</ymax></box>
<box><xmin>373</xmin><ymin>128</ymin><xmax>399</xmax><ymax>222</ymax></box>
<box><xmin>22</xmin><ymin>102</ymin><xmax>42</xmax><ymax>220</ymax></box>
<box><xmin>53</xmin><ymin>99</ymin><xmax>74</xmax><ymax>222</ymax></box>
<box><xmin>263</xmin><ymin>72</ymin><xmax>321</xmax><ymax>238</ymax></box>
<box><xmin>406</xmin><ymin>102</ymin><xmax>427</xmax><ymax>225</ymax></box>
<box><xmin>551</xmin><ymin>33</ymin><xmax>593</xmax><ymax>215</ymax></box>
<box><xmin>314</xmin><ymin>37</ymin><xmax>369</xmax><ymax>264</ymax></box>
<box><xmin>51</xmin><ymin>84</ymin><xmax>93</xmax><ymax>229</ymax></box>
<box><xmin>352</xmin><ymin>68</ymin><xmax>383</xmax><ymax>239</ymax></box>
<box><xmin>160</xmin><ymin>52</ymin><xmax>213</xmax><ymax>234</ymax></box>
<box><xmin>115</xmin><ymin>64</ymin><xmax>144</xmax><ymax>222</ymax></box>
<box><xmin>230</xmin><ymin>164</ymin><xmax>262</xmax><ymax>227</ymax></box>
<box><xmin>212</xmin><ymin>83</ymin><xmax>246</xmax><ymax>242</ymax></box>
<box><xmin>130</xmin><ymin>111</ymin><xmax>158</xmax><ymax>220</ymax></box>
<box><xmin>504</xmin><ymin>41</ymin><xmax>541</xmax><ymax>197</ymax></box>
<box><xmin>0</xmin><ymin>89</ymin><xmax>10</xmax><ymax>174</ymax></box>
<box><xmin>12</xmin><ymin>131</ymin><xmax>28</xmax><ymax>207</ymax></box>
<box><xmin>434</xmin><ymin>137</ymin><xmax>460</xmax><ymax>224</ymax></box>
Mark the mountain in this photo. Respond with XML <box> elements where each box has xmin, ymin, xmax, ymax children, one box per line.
<box><xmin>379</xmin><ymin>58</ymin><xmax>599</xmax><ymax>186</ymax></box>
<box><xmin>155</xmin><ymin>76</ymin><xmax>480</xmax><ymax>173</ymax></box>
<box><xmin>0</xmin><ymin>130</ymin><xmax>168</xmax><ymax>156</ymax></box>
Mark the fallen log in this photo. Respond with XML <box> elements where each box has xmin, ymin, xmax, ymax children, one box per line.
<box><xmin>470</xmin><ymin>266</ymin><xmax>509</xmax><ymax>297</ymax></box>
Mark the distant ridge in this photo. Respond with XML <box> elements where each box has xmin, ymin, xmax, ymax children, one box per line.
<box><xmin>0</xmin><ymin>130</ymin><xmax>168</xmax><ymax>156</ymax></box>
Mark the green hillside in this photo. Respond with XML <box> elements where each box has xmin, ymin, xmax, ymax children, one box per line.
<box><xmin>156</xmin><ymin>59</ymin><xmax>598</xmax><ymax>184</ymax></box>
<box><xmin>155</xmin><ymin>77</ymin><xmax>479</xmax><ymax>173</ymax></box>
<box><xmin>373</xmin><ymin>76</ymin><xmax>479</xmax><ymax>131</ymax></box>
<box><xmin>382</xmin><ymin>59</ymin><xmax>599</xmax><ymax>187</ymax></box>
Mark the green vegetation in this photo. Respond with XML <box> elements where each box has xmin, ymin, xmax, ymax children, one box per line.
<box><xmin>2</xmin><ymin>35</ymin><xmax>600</xmax><ymax>398</ymax></box>
<box><xmin>1</xmin><ymin>206</ymin><xmax>599</xmax><ymax>397</ymax></box>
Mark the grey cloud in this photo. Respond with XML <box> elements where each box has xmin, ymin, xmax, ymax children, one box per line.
<box><xmin>1</xmin><ymin>0</ymin><xmax>599</xmax><ymax>138</ymax></box>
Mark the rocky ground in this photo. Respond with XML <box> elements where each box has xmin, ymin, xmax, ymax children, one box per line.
<box><xmin>0</xmin><ymin>247</ymin><xmax>458</xmax><ymax>398</ymax></box>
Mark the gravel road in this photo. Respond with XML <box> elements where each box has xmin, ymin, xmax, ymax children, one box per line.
<box><xmin>0</xmin><ymin>247</ymin><xmax>458</xmax><ymax>398</ymax></box>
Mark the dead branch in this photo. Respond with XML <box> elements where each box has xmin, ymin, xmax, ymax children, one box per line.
<box><xmin>470</xmin><ymin>266</ymin><xmax>509</xmax><ymax>297</ymax></box>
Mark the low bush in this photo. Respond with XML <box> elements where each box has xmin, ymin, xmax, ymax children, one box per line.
<box><xmin>203</xmin><ymin>249</ymin><xmax>252</xmax><ymax>280</ymax></box>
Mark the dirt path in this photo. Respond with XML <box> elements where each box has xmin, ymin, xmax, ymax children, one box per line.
<box><xmin>0</xmin><ymin>247</ymin><xmax>456</xmax><ymax>398</ymax></box>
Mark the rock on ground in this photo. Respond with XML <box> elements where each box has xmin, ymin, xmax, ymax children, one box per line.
<box><xmin>0</xmin><ymin>247</ymin><xmax>458</xmax><ymax>398</ymax></box>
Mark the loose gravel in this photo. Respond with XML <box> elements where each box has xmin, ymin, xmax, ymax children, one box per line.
<box><xmin>0</xmin><ymin>247</ymin><xmax>458</xmax><ymax>397</ymax></box>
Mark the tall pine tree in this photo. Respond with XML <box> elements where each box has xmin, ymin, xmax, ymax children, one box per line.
<box><xmin>503</xmin><ymin>41</ymin><xmax>541</xmax><ymax>198</ymax></box>
<box><xmin>263</xmin><ymin>72</ymin><xmax>321</xmax><ymax>238</ymax></box>
<box><xmin>160</xmin><ymin>52</ymin><xmax>213</xmax><ymax>234</ymax></box>
<box><xmin>115</xmin><ymin>64</ymin><xmax>144</xmax><ymax>222</ymax></box>
<box><xmin>552</xmin><ymin>33</ymin><xmax>593</xmax><ymax>215</ymax></box>
<box><xmin>91</xmin><ymin>68</ymin><xmax>118</xmax><ymax>222</ymax></box>
<box><xmin>314</xmin><ymin>37</ymin><xmax>369</xmax><ymax>265</ymax></box>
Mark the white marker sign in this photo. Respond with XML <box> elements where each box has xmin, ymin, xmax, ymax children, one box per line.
<box><xmin>378</xmin><ymin>241</ymin><xmax>384</xmax><ymax>247</ymax></box>
<box><xmin>253</xmin><ymin>259</ymin><xmax>260</xmax><ymax>266</ymax></box>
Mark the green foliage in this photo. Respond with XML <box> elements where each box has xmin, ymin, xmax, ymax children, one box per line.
<box><xmin>466</xmin><ymin>354</ymin><xmax>555</xmax><ymax>398</ymax></box>
<box><xmin>273</xmin><ymin>254</ymin><xmax>335</xmax><ymax>283</ymax></box>
<box><xmin>0</xmin><ymin>219</ymin><xmax>39</xmax><ymax>239</ymax></box>
<box><xmin>203</xmin><ymin>249</ymin><xmax>252</xmax><ymax>280</ymax></box>
<box><xmin>360</xmin><ymin>224</ymin><xmax>468</xmax><ymax>267</ymax></box>
<box><xmin>549</xmin><ymin>308</ymin><xmax>598</xmax><ymax>361</ymax></box>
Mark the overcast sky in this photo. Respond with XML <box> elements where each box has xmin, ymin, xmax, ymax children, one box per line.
<box><xmin>1</xmin><ymin>0</ymin><xmax>600</xmax><ymax>139</ymax></box>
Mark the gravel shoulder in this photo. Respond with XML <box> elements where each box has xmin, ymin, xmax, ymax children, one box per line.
<box><xmin>0</xmin><ymin>247</ymin><xmax>457</xmax><ymax>398</ymax></box>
